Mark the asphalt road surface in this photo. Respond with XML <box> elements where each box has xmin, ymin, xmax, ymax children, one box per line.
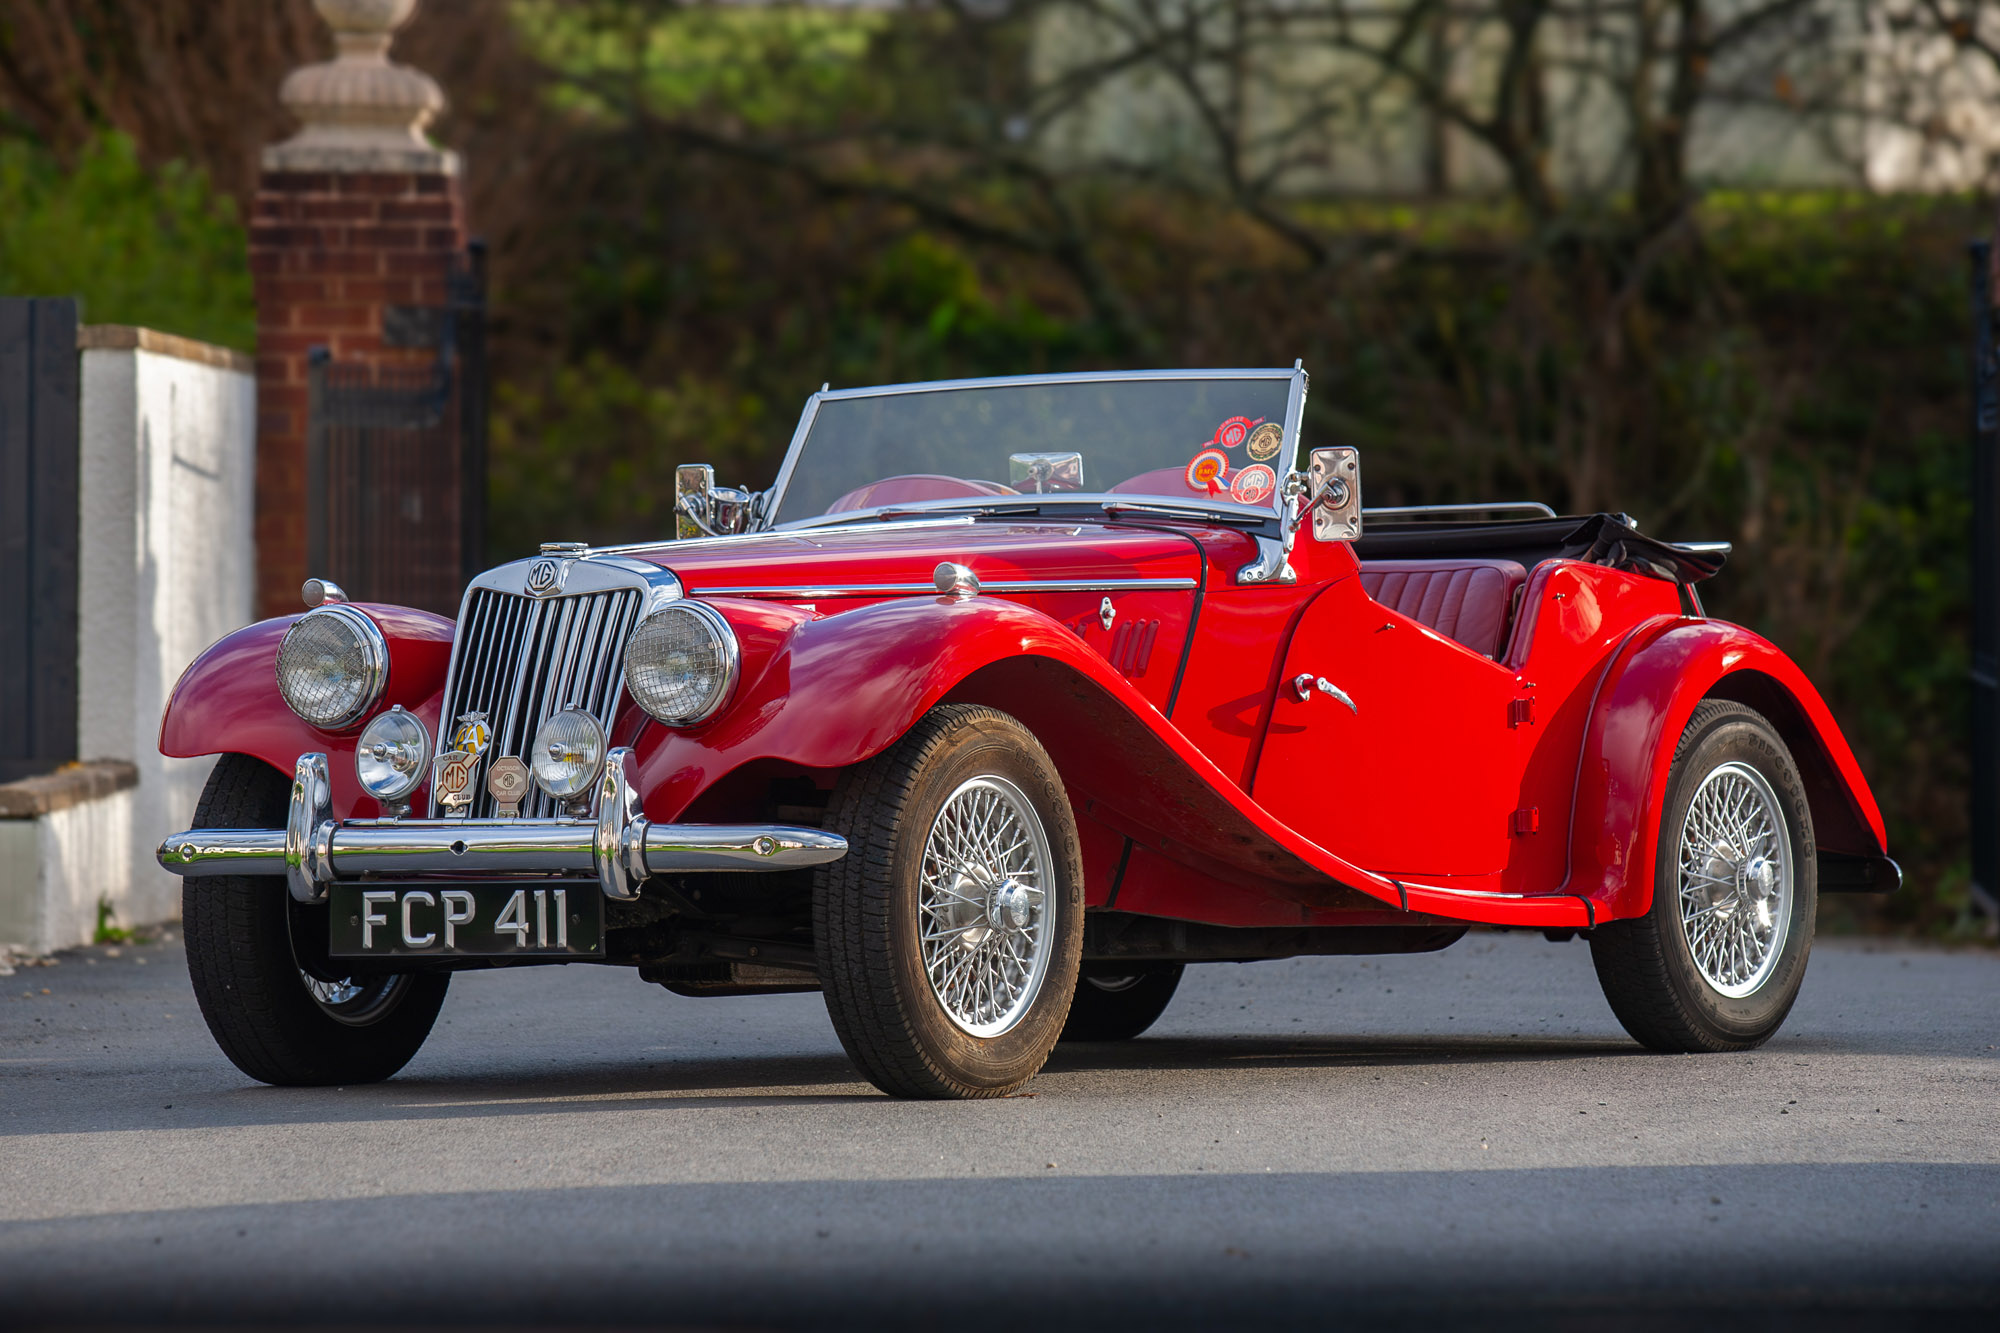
<box><xmin>3</xmin><ymin>928</ymin><xmax>1996</xmax><ymax>1329</ymax></box>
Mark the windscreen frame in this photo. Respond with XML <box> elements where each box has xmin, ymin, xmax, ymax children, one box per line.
<box><xmin>760</xmin><ymin>367</ymin><xmax>1310</xmax><ymax>531</ymax></box>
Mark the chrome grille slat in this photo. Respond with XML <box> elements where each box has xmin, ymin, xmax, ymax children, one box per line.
<box><xmin>430</xmin><ymin>581</ymin><xmax>645</xmax><ymax>818</ymax></box>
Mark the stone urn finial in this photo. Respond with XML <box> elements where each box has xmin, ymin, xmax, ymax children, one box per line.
<box><xmin>264</xmin><ymin>0</ymin><xmax>456</xmax><ymax>173</ymax></box>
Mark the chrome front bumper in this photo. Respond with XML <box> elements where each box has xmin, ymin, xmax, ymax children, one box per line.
<box><xmin>158</xmin><ymin>749</ymin><xmax>846</xmax><ymax>904</ymax></box>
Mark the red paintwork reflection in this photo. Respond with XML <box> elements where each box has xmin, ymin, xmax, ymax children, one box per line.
<box><xmin>160</xmin><ymin>604</ymin><xmax>453</xmax><ymax>818</ymax></box>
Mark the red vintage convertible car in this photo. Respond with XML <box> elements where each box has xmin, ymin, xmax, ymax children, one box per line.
<box><xmin>159</xmin><ymin>368</ymin><xmax>1897</xmax><ymax>1099</ymax></box>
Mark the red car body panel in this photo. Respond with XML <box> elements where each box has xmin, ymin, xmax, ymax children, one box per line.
<box><xmin>157</xmin><ymin>512</ymin><xmax>1886</xmax><ymax>933</ymax></box>
<box><xmin>160</xmin><ymin>605</ymin><xmax>455</xmax><ymax>819</ymax></box>
<box><xmin>1565</xmin><ymin>616</ymin><xmax>1888</xmax><ymax>923</ymax></box>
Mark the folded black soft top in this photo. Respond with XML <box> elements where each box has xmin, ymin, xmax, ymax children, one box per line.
<box><xmin>1350</xmin><ymin>512</ymin><xmax>1726</xmax><ymax>585</ymax></box>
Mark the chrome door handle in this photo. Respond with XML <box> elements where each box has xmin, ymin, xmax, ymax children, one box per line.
<box><xmin>1291</xmin><ymin>673</ymin><xmax>1357</xmax><ymax>713</ymax></box>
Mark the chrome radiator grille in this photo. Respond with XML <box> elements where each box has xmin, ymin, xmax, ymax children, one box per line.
<box><xmin>430</xmin><ymin>585</ymin><xmax>645</xmax><ymax>817</ymax></box>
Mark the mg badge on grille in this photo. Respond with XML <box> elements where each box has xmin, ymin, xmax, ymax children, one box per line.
<box><xmin>526</xmin><ymin>558</ymin><xmax>565</xmax><ymax>597</ymax></box>
<box><xmin>487</xmin><ymin>756</ymin><xmax>529</xmax><ymax>818</ymax></box>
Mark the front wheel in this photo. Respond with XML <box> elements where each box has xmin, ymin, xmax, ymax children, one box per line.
<box><xmin>1589</xmin><ymin>700</ymin><xmax>1817</xmax><ymax>1053</ymax></box>
<box><xmin>183</xmin><ymin>753</ymin><xmax>449</xmax><ymax>1085</ymax></box>
<box><xmin>814</xmin><ymin>706</ymin><xmax>1085</xmax><ymax>1099</ymax></box>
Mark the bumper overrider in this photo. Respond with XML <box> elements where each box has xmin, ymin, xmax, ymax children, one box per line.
<box><xmin>158</xmin><ymin>748</ymin><xmax>847</xmax><ymax>904</ymax></box>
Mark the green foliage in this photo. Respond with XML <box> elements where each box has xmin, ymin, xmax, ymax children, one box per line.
<box><xmin>0</xmin><ymin>132</ymin><xmax>253</xmax><ymax>350</ymax></box>
<box><xmin>93</xmin><ymin>897</ymin><xmax>135</xmax><ymax>946</ymax></box>
<box><xmin>513</xmin><ymin>0</ymin><xmax>891</xmax><ymax>128</ymax></box>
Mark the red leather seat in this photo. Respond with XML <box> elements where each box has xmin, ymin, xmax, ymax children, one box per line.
<box><xmin>1358</xmin><ymin>559</ymin><xmax>1527</xmax><ymax>660</ymax></box>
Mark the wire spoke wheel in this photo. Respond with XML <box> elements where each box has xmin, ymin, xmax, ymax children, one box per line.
<box><xmin>917</xmin><ymin>775</ymin><xmax>1055</xmax><ymax>1038</ymax></box>
<box><xmin>1588</xmin><ymin>700</ymin><xmax>1818</xmax><ymax>1055</ymax></box>
<box><xmin>298</xmin><ymin>971</ymin><xmax>412</xmax><ymax>1027</ymax></box>
<box><xmin>814</xmin><ymin>705</ymin><xmax>1084</xmax><ymax>1098</ymax></box>
<box><xmin>1675</xmin><ymin>760</ymin><xmax>1792</xmax><ymax>998</ymax></box>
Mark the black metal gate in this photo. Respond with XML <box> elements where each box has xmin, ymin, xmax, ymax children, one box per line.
<box><xmin>307</xmin><ymin>244</ymin><xmax>488</xmax><ymax>617</ymax></box>
<box><xmin>1971</xmin><ymin>243</ymin><xmax>1998</xmax><ymax>924</ymax></box>
<box><xmin>0</xmin><ymin>298</ymin><xmax>79</xmax><ymax>782</ymax></box>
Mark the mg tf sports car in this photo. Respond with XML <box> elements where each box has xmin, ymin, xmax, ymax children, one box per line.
<box><xmin>159</xmin><ymin>368</ymin><xmax>1898</xmax><ymax>1099</ymax></box>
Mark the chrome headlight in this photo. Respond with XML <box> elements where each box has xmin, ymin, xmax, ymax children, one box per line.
<box><xmin>355</xmin><ymin>705</ymin><xmax>431</xmax><ymax>804</ymax></box>
<box><xmin>530</xmin><ymin>708</ymin><xmax>606</xmax><ymax>802</ymax></box>
<box><xmin>623</xmin><ymin>602</ymin><xmax>739</xmax><ymax>726</ymax></box>
<box><xmin>275</xmin><ymin>605</ymin><xmax>386</xmax><ymax>729</ymax></box>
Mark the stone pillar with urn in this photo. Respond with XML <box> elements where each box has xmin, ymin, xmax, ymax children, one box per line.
<box><xmin>250</xmin><ymin>0</ymin><xmax>469</xmax><ymax>620</ymax></box>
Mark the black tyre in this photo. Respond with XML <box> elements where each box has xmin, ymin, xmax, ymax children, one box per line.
<box><xmin>183</xmin><ymin>753</ymin><xmax>449</xmax><ymax>1085</ymax></box>
<box><xmin>814</xmin><ymin>705</ymin><xmax>1085</xmax><ymax>1099</ymax></box>
<box><xmin>1589</xmin><ymin>700</ymin><xmax>1817</xmax><ymax>1053</ymax></box>
<box><xmin>1060</xmin><ymin>964</ymin><xmax>1184</xmax><ymax>1042</ymax></box>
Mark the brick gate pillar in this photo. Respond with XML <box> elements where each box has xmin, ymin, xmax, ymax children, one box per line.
<box><xmin>250</xmin><ymin>0</ymin><xmax>463</xmax><ymax>619</ymax></box>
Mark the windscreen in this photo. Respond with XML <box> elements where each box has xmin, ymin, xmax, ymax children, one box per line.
<box><xmin>771</xmin><ymin>375</ymin><xmax>1295</xmax><ymax>525</ymax></box>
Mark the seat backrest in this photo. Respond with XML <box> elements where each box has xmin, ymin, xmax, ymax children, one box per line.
<box><xmin>1358</xmin><ymin>558</ymin><xmax>1527</xmax><ymax>660</ymax></box>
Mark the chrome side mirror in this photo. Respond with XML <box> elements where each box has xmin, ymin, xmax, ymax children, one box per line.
<box><xmin>1308</xmin><ymin>447</ymin><xmax>1362</xmax><ymax>542</ymax></box>
<box><xmin>675</xmin><ymin>464</ymin><xmax>754</xmax><ymax>539</ymax></box>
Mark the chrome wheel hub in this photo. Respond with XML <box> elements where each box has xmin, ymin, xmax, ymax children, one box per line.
<box><xmin>918</xmin><ymin>775</ymin><xmax>1055</xmax><ymax>1037</ymax></box>
<box><xmin>1676</xmin><ymin>761</ymin><xmax>1793</xmax><ymax>998</ymax></box>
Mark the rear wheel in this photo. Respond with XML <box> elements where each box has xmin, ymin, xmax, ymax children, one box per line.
<box><xmin>183</xmin><ymin>753</ymin><xmax>449</xmax><ymax>1085</ymax></box>
<box><xmin>814</xmin><ymin>706</ymin><xmax>1084</xmax><ymax>1099</ymax></box>
<box><xmin>1589</xmin><ymin>701</ymin><xmax>1816</xmax><ymax>1052</ymax></box>
<box><xmin>1060</xmin><ymin>964</ymin><xmax>1184</xmax><ymax>1042</ymax></box>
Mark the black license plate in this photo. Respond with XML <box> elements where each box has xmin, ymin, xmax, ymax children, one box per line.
<box><xmin>328</xmin><ymin>883</ymin><xmax>603</xmax><ymax>958</ymax></box>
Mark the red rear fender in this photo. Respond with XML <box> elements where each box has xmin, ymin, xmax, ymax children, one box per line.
<box><xmin>1574</xmin><ymin>619</ymin><xmax>1887</xmax><ymax>922</ymax></box>
<box><xmin>158</xmin><ymin>605</ymin><xmax>456</xmax><ymax>817</ymax></box>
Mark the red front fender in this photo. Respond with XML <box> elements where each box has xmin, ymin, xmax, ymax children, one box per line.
<box><xmin>635</xmin><ymin>594</ymin><xmax>1406</xmax><ymax>909</ymax></box>
<box><xmin>1572</xmin><ymin>619</ymin><xmax>1887</xmax><ymax>923</ymax></box>
<box><xmin>159</xmin><ymin>605</ymin><xmax>455</xmax><ymax>817</ymax></box>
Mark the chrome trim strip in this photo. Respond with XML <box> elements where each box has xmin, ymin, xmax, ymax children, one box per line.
<box><xmin>822</xmin><ymin>367</ymin><xmax>1301</xmax><ymax>399</ymax></box>
<box><xmin>586</xmin><ymin>516</ymin><xmax>980</xmax><ymax>558</ymax></box>
<box><xmin>1364</xmin><ymin>502</ymin><xmax>1558</xmax><ymax>520</ymax></box>
<box><xmin>692</xmin><ymin>576</ymin><xmax>1199</xmax><ymax>598</ymax></box>
<box><xmin>1674</xmin><ymin>541</ymin><xmax>1733</xmax><ymax>556</ymax></box>
<box><xmin>778</xmin><ymin>494</ymin><xmax>1284</xmax><ymax>532</ymax></box>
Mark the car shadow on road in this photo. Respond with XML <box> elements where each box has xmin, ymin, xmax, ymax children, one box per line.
<box><xmin>1046</xmin><ymin>1031</ymin><xmax>1643</xmax><ymax>1076</ymax></box>
<box><xmin>2</xmin><ymin>1030</ymin><xmax>1647</xmax><ymax>1137</ymax></box>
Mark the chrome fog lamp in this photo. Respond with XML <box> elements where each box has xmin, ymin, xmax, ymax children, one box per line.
<box><xmin>622</xmin><ymin>602</ymin><xmax>739</xmax><ymax>726</ymax></box>
<box><xmin>530</xmin><ymin>708</ymin><xmax>606</xmax><ymax>804</ymax></box>
<box><xmin>275</xmin><ymin>605</ymin><xmax>387</xmax><ymax>729</ymax></box>
<box><xmin>355</xmin><ymin>705</ymin><xmax>431</xmax><ymax>807</ymax></box>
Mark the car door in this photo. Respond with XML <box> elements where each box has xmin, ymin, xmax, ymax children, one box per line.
<box><xmin>1250</xmin><ymin>572</ymin><xmax>1523</xmax><ymax>877</ymax></box>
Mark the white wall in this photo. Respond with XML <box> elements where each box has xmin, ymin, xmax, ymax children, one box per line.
<box><xmin>76</xmin><ymin>331</ymin><xmax>256</xmax><ymax>930</ymax></box>
<box><xmin>0</xmin><ymin>789</ymin><xmax>138</xmax><ymax>953</ymax></box>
